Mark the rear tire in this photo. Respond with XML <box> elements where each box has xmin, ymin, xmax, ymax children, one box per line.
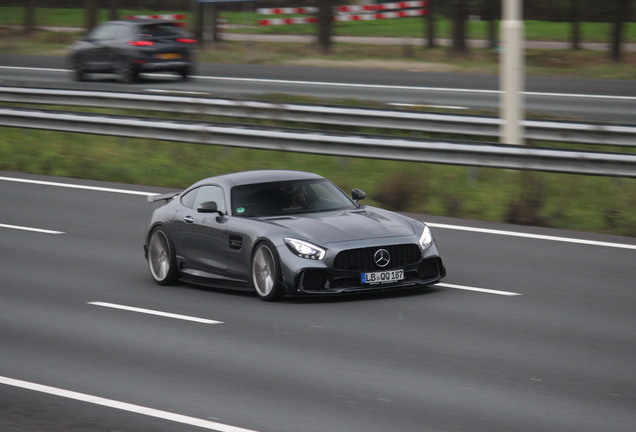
<box><xmin>251</xmin><ymin>242</ymin><xmax>284</xmax><ymax>301</ymax></box>
<box><xmin>147</xmin><ymin>227</ymin><xmax>179</xmax><ymax>285</ymax></box>
<box><xmin>115</xmin><ymin>58</ymin><xmax>137</xmax><ymax>83</ymax></box>
<box><xmin>179</xmin><ymin>66</ymin><xmax>190</xmax><ymax>81</ymax></box>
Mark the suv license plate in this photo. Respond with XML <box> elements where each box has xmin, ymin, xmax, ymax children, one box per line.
<box><xmin>361</xmin><ymin>269</ymin><xmax>404</xmax><ymax>285</ymax></box>
<box><xmin>156</xmin><ymin>53</ymin><xmax>182</xmax><ymax>59</ymax></box>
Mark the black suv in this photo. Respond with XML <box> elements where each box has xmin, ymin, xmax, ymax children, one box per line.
<box><xmin>69</xmin><ymin>19</ymin><xmax>196</xmax><ymax>83</ymax></box>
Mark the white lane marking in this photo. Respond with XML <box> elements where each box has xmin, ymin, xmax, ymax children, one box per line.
<box><xmin>1</xmin><ymin>66</ymin><xmax>633</xmax><ymax>101</ymax></box>
<box><xmin>427</xmin><ymin>222</ymin><xmax>636</xmax><ymax>251</ymax></box>
<box><xmin>190</xmin><ymin>75</ymin><xmax>636</xmax><ymax>101</ymax></box>
<box><xmin>88</xmin><ymin>302</ymin><xmax>224</xmax><ymax>324</ymax></box>
<box><xmin>0</xmin><ymin>376</ymin><xmax>259</xmax><ymax>432</ymax></box>
<box><xmin>145</xmin><ymin>88</ymin><xmax>212</xmax><ymax>96</ymax></box>
<box><xmin>389</xmin><ymin>102</ymin><xmax>469</xmax><ymax>110</ymax></box>
<box><xmin>438</xmin><ymin>283</ymin><xmax>521</xmax><ymax>296</ymax></box>
<box><xmin>0</xmin><ymin>66</ymin><xmax>65</xmax><ymax>73</ymax></box>
<box><xmin>0</xmin><ymin>223</ymin><xmax>64</xmax><ymax>235</ymax></box>
<box><xmin>0</xmin><ymin>176</ymin><xmax>156</xmax><ymax>196</ymax></box>
<box><xmin>3</xmin><ymin>175</ymin><xmax>634</xmax><ymax>251</ymax></box>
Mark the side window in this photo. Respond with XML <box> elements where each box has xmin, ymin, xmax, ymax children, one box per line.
<box><xmin>88</xmin><ymin>23</ymin><xmax>117</xmax><ymax>41</ymax></box>
<box><xmin>194</xmin><ymin>186</ymin><xmax>226</xmax><ymax>214</ymax></box>
<box><xmin>180</xmin><ymin>188</ymin><xmax>197</xmax><ymax>209</ymax></box>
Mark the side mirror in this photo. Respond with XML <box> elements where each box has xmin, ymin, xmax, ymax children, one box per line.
<box><xmin>197</xmin><ymin>201</ymin><xmax>224</xmax><ymax>216</ymax></box>
<box><xmin>351</xmin><ymin>189</ymin><xmax>366</xmax><ymax>204</ymax></box>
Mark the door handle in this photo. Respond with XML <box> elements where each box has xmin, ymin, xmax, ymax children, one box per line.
<box><xmin>184</xmin><ymin>215</ymin><xmax>194</xmax><ymax>224</ymax></box>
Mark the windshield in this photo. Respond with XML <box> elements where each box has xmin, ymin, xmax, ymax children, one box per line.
<box><xmin>231</xmin><ymin>179</ymin><xmax>356</xmax><ymax>217</ymax></box>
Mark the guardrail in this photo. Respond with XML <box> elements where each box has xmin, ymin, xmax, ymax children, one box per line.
<box><xmin>1</xmin><ymin>107</ymin><xmax>635</xmax><ymax>178</ymax></box>
<box><xmin>1</xmin><ymin>86</ymin><xmax>634</xmax><ymax>147</ymax></box>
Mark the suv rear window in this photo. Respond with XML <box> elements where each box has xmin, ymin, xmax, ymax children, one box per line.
<box><xmin>138</xmin><ymin>23</ymin><xmax>183</xmax><ymax>38</ymax></box>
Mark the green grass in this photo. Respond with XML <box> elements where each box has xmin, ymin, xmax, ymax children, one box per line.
<box><xmin>1</xmin><ymin>127</ymin><xmax>635</xmax><ymax>236</ymax></box>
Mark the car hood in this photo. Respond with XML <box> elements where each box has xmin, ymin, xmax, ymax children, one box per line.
<box><xmin>263</xmin><ymin>207</ymin><xmax>415</xmax><ymax>244</ymax></box>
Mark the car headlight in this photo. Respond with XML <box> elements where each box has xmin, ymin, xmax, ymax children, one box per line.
<box><xmin>284</xmin><ymin>238</ymin><xmax>326</xmax><ymax>260</ymax></box>
<box><xmin>419</xmin><ymin>225</ymin><xmax>433</xmax><ymax>250</ymax></box>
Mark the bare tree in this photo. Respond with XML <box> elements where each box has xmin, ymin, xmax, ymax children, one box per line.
<box><xmin>426</xmin><ymin>0</ymin><xmax>437</xmax><ymax>47</ymax></box>
<box><xmin>451</xmin><ymin>0</ymin><xmax>468</xmax><ymax>54</ymax></box>
<box><xmin>86</xmin><ymin>0</ymin><xmax>99</xmax><ymax>32</ymax></box>
<box><xmin>483</xmin><ymin>0</ymin><xmax>498</xmax><ymax>49</ymax></box>
<box><xmin>24</xmin><ymin>0</ymin><xmax>36</xmax><ymax>33</ymax></box>
<box><xmin>194</xmin><ymin>1</ymin><xmax>205</xmax><ymax>46</ymax></box>
<box><xmin>317</xmin><ymin>0</ymin><xmax>334</xmax><ymax>54</ymax></box>
<box><xmin>570</xmin><ymin>0</ymin><xmax>581</xmax><ymax>49</ymax></box>
<box><xmin>610</xmin><ymin>0</ymin><xmax>631</xmax><ymax>61</ymax></box>
<box><xmin>108</xmin><ymin>0</ymin><xmax>119</xmax><ymax>21</ymax></box>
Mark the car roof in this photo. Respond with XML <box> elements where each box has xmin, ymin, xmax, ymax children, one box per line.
<box><xmin>191</xmin><ymin>170</ymin><xmax>325</xmax><ymax>189</ymax></box>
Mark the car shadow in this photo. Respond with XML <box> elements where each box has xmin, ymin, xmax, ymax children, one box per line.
<box><xmin>284</xmin><ymin>285</ymin><xmax>443</xmax><ymax>304</ymax></box>
<box><xmin>166</xmin><ymin>279</ymin><xmax>443</xmax><ymax>304</ymax></box>
<box><xmin>73</xmin><ymin>73</ymin><xmax>187</xmax><ymax>84</ymax></box>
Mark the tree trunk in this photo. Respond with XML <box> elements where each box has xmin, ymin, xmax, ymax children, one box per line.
<box><xmin>195</xmin><ymin>2</ymin><xmax>205</xmax><ymax>47</ymax></box>
<box><xmin>317</xmin><ymin>0</ymin><xmax>334</xmax><ymax>54</ymax></box>
<box><xmin>85</xmin><ymin>0</ymin><xmax>99</xmax><ymax>32</ymax></box>
<box><xmin>426</xmin><ymin>0</ymin><xmax>436</xmax><ymax>48</ymax></box>
<box><xmin>451</xmin><ymin>0</ymin><xmax>468</xmax><ymax>54</ymax></box>
<box><xmin>211</xmin><ymin>4</ymin><xmax>221</xmax><ymax>42</ymax></box>
<box><xmin>570</xmin><ymin>0</ymin><xmax>581</xmax><ymax>50</ymax></box>
<box><xmin>610</xmin><ymin>0</ymin><xmax>630</xmax><ymax>61</ymax></box>
<box><xmin>483</xmin><ymin>0</ymin><xmax>498</xmax><ymax>49</ymax></box>
<box><xmin>24</xmin><ymin>0</ymin><xmax>36</xmax><ymax>33</ymax></box>
<box><xmin>108</xmin><ymin>0</ymin><xmax>119</xmax><ymax>21</ymax></box>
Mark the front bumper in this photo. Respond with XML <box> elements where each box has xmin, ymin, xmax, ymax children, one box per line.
<box><xmin>290</xmin><ymin>256</ymin><xmax>445</xmax><ymax>295</ymax></box>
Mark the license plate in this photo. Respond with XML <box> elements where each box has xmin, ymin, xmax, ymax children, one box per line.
<box><xmin>361</xmin><ymin>269</ymin><xmax>404</xmax><ymax>285</ymax></box>
<box><xmin>155</xmin><ymin>53</ymin><xmax>182</xmax><ymax>59</ymax></box>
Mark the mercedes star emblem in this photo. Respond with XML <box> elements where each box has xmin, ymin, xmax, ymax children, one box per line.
<box><xmin>374</xmin><ymin>249</ymin><xmax>391</xmax><ymax>268</ymax></box>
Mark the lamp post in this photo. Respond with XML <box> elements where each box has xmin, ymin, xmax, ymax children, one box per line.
<box><xmin>500</xmin><ymin>0</ymin><xmax>524</xmax><ymax>145</ymax></box>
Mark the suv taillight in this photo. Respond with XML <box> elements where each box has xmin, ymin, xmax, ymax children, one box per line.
<box><xmin>128</xmin><ymin>40</ymin><xmax>154</xmax><ymax>46</ymax></box>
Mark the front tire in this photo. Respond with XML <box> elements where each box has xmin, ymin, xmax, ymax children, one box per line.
<box><xmin>73</xmin><ymin>57</ymin><xmax>88</xmax><ymax>82</ymax></box>
<box><xmin>251</xmin><ymin>242</ymin><xmax>284</xmax><ymax>301</ymax></box>
<box><xmin>147</xmin><ymin>227</ymin><xmax>179</xmax><ymax>285</ymax></box>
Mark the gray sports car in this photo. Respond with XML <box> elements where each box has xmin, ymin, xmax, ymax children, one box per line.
<box><xmin>144</xmin><ymin>170</ymin><xmax>445</xmax><ymax>300</ymax></box>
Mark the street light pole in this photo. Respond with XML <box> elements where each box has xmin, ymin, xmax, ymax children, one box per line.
<box><xmin>500</xmin><ymin>0</ymin><xmax>524</xmax><ymax>145</ymax></box>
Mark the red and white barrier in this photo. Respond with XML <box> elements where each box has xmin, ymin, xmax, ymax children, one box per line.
<box><xmin>259</xmin><ymin>8</ymin><xmax>427</xmax><ymax>26</ymax></box>
<box><xmin>257</xmin><ymin>1</ymin><xmax>428</xmax><ymax>26</ymax></box>
<box><xmin>125</xmin><ymin>14</ymin><xmax>187</xmax><ymax>21</ymax></box>
<box><xmin>257</xmin><ymin>1</ymin><xmax>428</xmax><ymax>15</ymax></box>
<box><xmin>125</xmin><ymin>14</ymin><xmax>187</xmax><ymax>26</ymax></box>
<box><xmin>257</xmin><ymin>7</ymin><xmax>317</xmax><ymax>15</ymax></box>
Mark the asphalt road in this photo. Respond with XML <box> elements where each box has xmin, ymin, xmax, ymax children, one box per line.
<box><xmin>1</xmin><ymin>54</ymin><xmax>635</xmax><ymax>124</ymax></box>
<box><xmin>1</xmin><ymin>171</ymin><xmax>635</xmax><ymax>432</ymax></box>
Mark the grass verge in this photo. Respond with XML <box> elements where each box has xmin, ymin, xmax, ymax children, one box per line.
<box><xmin>1</xmin><ymin>127</ymin><xmax>635</xmax><ymax>236</ymax></box>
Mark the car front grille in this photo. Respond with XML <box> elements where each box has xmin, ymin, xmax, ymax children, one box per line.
<box><xmin>333</xmin><ymin>244</ymin><xmax>421</xmax><ymax>271</ymax></box>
